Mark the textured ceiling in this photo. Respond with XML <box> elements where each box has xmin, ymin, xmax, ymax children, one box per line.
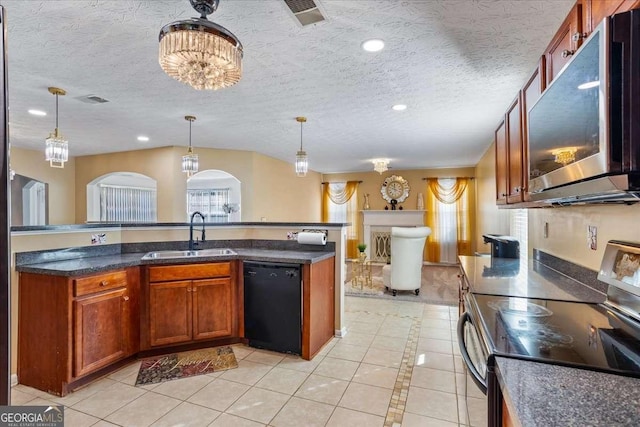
<box><xmin>2</xmin><ymin>0</ymin><xmax>575</xmax><ymax>173</ymax></box>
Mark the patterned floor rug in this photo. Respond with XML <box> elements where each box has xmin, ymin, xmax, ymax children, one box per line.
<box><xmin>135</xmin><ymin>346</ymin><xmax>238</xmax><ymax>386</ymax></box>
<box><xmin>345</xmin><ymin>264</ymin><xmax>460</xmax><ymax>306</ymax></box>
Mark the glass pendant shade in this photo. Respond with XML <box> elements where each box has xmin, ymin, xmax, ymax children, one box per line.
<box><xmin>182</xmin><ymin>115</ymin><xmax>199</xmax><ymax>177</ymax></box>
<box><xmin>45</xmin><ymin>129</ymin><xmax>69</xmax><ymax>168</ymax></box>
<box><xmin>295</xmin><ymin>117</ymin><xmax>308</xmax><ymax>177</ymax></box>
<box><xmin>295</xmin><ymin>150</ymin><xmax>308</xmax><ymax>177</ymax></box>
<box><xmin>45</xmin><ymin>87</ymin><xmax>68</xmax><ymax>168</ymax></box>
<box><xmin>159</xmin><ymin>1</ymin><xmax>243</xmax><ymax>91</ymax></box>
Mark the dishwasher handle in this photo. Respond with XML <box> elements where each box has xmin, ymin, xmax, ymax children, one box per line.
<box><xmin>457</xmin><ymin>312</ymin><xmax>488</xmax><ymax>395</ymax></box>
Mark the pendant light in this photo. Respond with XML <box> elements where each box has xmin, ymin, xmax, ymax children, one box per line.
<box><xmin>159</xmin><ymin>0</ymin><xmax>243</xmax><ymax>91</ymax></box>
<box><xmin>45</xmin><ymin>87</ymin><xmax>69</xmax><ymax>168</ymax></box>
<box><xmin>182</xmin><ymin>115</ymin><xmax>199</xmax><ymax>177</ymax></box>
<box><xmin>295</xmin><ymin>116</ymin><xmax>308</xmax><ymax>177</ymax></box>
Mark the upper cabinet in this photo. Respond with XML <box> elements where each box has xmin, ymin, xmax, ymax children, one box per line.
<box><xmin>545</xmin><ymin>3</ymin><xmax>583</xmax><ymax>86</ymax></box>
<box><xmin>584</xmin><ymin>0</ymin><xmax>640</xmax><ymax>33</ymax></box>
<box><xmin>495</xmin><ymin>57</ymin><xmax>546</xmax><ymax>205</ymax></box>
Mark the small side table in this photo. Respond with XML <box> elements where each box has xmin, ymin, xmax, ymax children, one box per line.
<box><xmin>353</xmin><ymin>253</ymin><xmax>372</xmax><ymax>289</ymax></box>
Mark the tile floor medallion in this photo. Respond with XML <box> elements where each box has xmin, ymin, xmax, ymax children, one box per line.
<box><xmin>11</xmin><ymin>294</ymin><xmax>487</xmax><ymax>426</ymax></box>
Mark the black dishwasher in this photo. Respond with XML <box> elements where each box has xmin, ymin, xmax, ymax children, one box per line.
<box><xmin>243</xmin><ymin>261</ymin><xmax>301</xmax><ymax>354</ymax></box>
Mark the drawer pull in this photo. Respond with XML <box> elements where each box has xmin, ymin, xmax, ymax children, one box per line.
<box><xmin>123</xmin><ymin>296</ymin><xmax>130</xmax><ymax>301</ymax></box>
<box><xmin>100</xmin><ymin>281</ymin><xmax>108</xmax><ymax>287</ymax></box>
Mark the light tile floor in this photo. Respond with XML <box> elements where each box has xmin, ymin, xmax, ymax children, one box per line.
<box><xmin>11</xmin><ymin>296</ymin><xmax>487</xmax><ymax>426</ymax></box>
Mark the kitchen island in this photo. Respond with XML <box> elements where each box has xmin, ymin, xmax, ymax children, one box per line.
<box><xmin>14</xmin><ymin>229</ymin><xmax>340</xmax><ymax>396</ymax></box>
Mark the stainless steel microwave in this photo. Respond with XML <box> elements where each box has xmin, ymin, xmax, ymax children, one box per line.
<box><xmin>527</xmin><ymin>10</ymin><xmax>640</xmax><ymax>204</ymax></box>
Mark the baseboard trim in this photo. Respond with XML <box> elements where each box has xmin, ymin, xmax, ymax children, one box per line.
<box><xmin>335</xmin><ymin>327</ymin><xmax>348</xmax><ymax>337</ymax></box>
<box><xmin>11</xmin><ymin>374</ymin><xmax>17</xmax><ymax>386</ymax></box>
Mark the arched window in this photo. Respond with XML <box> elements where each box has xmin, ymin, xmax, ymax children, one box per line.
<box><xmin>186</xmin><ymin>170</ymin><xmax>241</xmax><ymax>222</ymax></box>
<box><xmin>87</xmin><ymin>172</ymin><xmax>157</xmax><ymax>222</ymax></box>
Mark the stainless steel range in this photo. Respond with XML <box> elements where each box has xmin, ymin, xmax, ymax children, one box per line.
<box><xmin>457</xmin><ymin>241</ymin><xmax>640</xmax><ymax>426</ymax></box>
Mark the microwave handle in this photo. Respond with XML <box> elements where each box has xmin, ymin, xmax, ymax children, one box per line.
<box><xmin>457</xmin><ymin>312</ymin><xmax>488</xmax><ymax>394</ymax></box>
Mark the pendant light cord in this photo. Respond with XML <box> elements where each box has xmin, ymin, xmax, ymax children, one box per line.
<box><xmin>300</xmin><ymin>121</ymin><xmax>303</xmax><ymax>151</ymax></box>
<box><xmin>55</xmin><ymin>93</ymin><xmax>59</xmax><ymax>130</ymax></box>
<box><xmin>189</xmin><ymin>120</ymin><xmax>192</xmax><ymax>149</ymax></box>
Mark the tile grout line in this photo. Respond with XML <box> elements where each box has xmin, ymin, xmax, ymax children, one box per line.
<box><xmin>383</xmin><ymin>313</ymin><xmax>422</xmax><ymax>427</ymax></box>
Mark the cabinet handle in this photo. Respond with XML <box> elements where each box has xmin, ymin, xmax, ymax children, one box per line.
<box><xmin>515</xmin><ymin>187</ymin><xmax>521</xmax><ymax>193</ymax></box>
<box><xmin>192</xmin><ymin>287</ymin><xmax>197</xmax><ymax>292</ymax></box>
<box><xmin>100</xmin><ymin>281</ymin><xmax>108</xmax><ymax>287</ymax></box>
<box><xmin>561</xmin><ymin>49</ymin><xmax>575</xmax><ymax>58</ymax></box>
<box><xmin>123</xmin><ymin>296</ymin><xmax>129</xmax><ymax>301</ymax></box>
<box><xmin>571</xmin><ymin>32</ymin><xmax>587</xmax><ymax>42</ymax></box>
<box><xmin>187</xmin><ymin>288</ymin><xmax>192</xmax><ymax>292</ymax></box>
<box><xmin>501</xmin><ymin>193</ymin><xmax>507</xmax><ymax>197</ymax></box>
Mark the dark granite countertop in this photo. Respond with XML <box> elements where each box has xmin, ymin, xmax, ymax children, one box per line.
<box><xmin>458</xmin><ymin>255</ymin><xmax>605</xmax><ymax>303</ymax></box>
<box><xmin>16</xmin><ymin>249</ymin><xmax>335</xmax><ymax>276</ymax></box>
<box><xmin>495</xmin><ymin>356</ymin><xmax>640</xmax><ymax>426</ymax></box>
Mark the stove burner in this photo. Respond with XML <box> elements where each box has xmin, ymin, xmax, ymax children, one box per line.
<box><xmin>487</xmin><ymin>299</ymin><xmax>553</xmax><ymax>317</ymax></box>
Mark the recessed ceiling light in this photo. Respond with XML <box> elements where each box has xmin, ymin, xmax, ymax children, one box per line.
<box><xmin>28</xmin><ymin>109</ymin><xmax>46</xmax><ymax>116</ymax></box>
<box><xmin>392</xmin><ymin>104</ymin><xmax>407</xmax><ymax>111</ymax></box>
<box><xmin>361</xmin><ymin>39</ymin><xmax>384</xmax><ymax>52</ymax></box>
<box><xmin>137</xmin><ymin>136</ymin><xmax>149</xmax><ymax>142</ymax></box>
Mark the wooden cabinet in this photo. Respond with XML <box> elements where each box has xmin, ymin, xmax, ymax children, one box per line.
<box><xmin>584</xmin><ymin>0</ymin><xmax>640</xmax><ymax>33</ymax></box>
<box><xmin>302</xmin><ymin>256</ymin><xmax>335</xmax><ymax>360</ymax></box>
<box><xmin>495</xmin><ymin>118</ymin><xmax>508</xmax><ymax>204</ymax></box>
<box><xmin>495</xmin><ymin>57</ymin><xmax>546</xmax><ymax>206</ymax></box>
<box><xmin>545</xmin><ymin>3</ymin><xmax>583</xmax><ymax>86</ymax></box>
<box><xmin>145</xmin><ymin>262</ymin><xmax>236</xmax><ymax>349</ymax></box>
<box><xmin>18</xmin><ymin>268</ymin><xmax>139</xmax><ymax>396</ymax></box>
<box><xmin>506</xmin><ymin>96</ymin><xmax>523</xmax><ymax>204</ymax></box>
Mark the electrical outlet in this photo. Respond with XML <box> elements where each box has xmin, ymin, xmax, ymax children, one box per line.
<box><xmin>588</xmin><ymin>226</ymin><xmax>597</xmax><ymax>250</ymax></box>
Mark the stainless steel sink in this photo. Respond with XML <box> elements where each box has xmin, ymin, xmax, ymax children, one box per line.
<box><xmin>141</xmin><ymin>248</ymin><xmax>237</xmax><ymax>260</ymax></box>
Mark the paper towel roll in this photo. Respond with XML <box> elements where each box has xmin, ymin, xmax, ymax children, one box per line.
<box><xmin>297</xmin><ymin>232</ymin><xmax>327</xmax><ymax>245</ymax></box>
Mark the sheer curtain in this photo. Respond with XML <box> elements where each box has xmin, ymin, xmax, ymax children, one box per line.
<box><xmin>425</xmin><ymin>178</ymin><xmax>472</xmax><ymax>263</ymax></box>
<box><xmin>322</xmin><ymin>181</ymin><xmax>359</xmax><ymax>259</ymax></box>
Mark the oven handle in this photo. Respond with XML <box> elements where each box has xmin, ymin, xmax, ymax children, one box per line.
<box><xmin>457</xmin><ymin>311</ymin><xmax>488</xmax><ymax>394</ymax></box>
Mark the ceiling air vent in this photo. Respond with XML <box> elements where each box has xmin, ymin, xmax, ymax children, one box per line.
<box><xmin>75</xmin><ymin>94</ymin><xmax>110</xmax><ymax>104</ymax></box>
<box><xmin>283</xmin><ymin>0</ymin><xmax>326</xmax><ymax>26</ymax></box>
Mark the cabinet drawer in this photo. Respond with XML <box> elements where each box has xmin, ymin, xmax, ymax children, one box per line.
<box><xmin>74</xmin><ymin>270</ymin><xmax>127</xmax><ymax>297</ymax></box>
<box><xmin>148</xmin><ymin>262</ymin><xmax>231</xmax><ymax>282</ymax></box>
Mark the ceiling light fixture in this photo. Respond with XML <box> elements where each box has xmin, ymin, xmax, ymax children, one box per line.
<box><xmin>552</xmin><ymin>148</ymin><xmax>577</xmax><ymax>166</ymax></box>
<box><xmin>372</xmin><ymin>158</ymin><xmax>390</xmax><ymax>174</ymax></box>
<box><xmin>44</xmin><ymin>87</ymin><xmax>69</xmax><ymax>168</ymax></box>
<box><xmin>137</xmin><ymin>136</ymin><xmax>150</xmax><ymax>142</ymax></box>
<box><xmin>392</xmin><ymin>104</ymin><xmax>407</xmax><ymax>111</ymax></box>
<box><xmin>361</xmin><ymin>39</ymin><xmax>385</xmax><ymax>52</ymax></box>
<box><xmin>28</xmin><ymin>109</ymin><xmax>46</xmax><ymax>116</ymax></box>
<box><xmin>182</xmin><ymin>116</ymin><xmax>199</xmax><ymax>177</ymax></box>
<box><xmin>159</xmin><ymin>0</ymin><xmax>243</xmax><ymax>91</ymax></box>
<box><xmin>295</xmin><ymin>116</ymin><xmax>308</xmax><ymax>177</ymax></box>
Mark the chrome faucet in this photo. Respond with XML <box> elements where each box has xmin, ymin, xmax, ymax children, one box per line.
<box><xmin>189</xmin><ymin>211</ymin><xmax>206</xmax><ymax>251</ymax></box>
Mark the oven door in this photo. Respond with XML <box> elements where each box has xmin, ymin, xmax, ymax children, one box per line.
<box><xmin>457</xmin><ymin>311</ymin><xmax>488</xmax><ymax>395</ymax></box>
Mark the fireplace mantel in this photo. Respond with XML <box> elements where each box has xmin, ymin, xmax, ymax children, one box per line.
<box><xmin>361</xmin><ymin>210</ymin><xmax>425</xmax><ymax>260</ymax></box>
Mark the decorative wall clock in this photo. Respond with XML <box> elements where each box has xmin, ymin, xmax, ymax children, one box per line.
<box><xmin>381</xmin><ymin>175</ymin><xmax>410</xmax><ymax>203</ymax></box>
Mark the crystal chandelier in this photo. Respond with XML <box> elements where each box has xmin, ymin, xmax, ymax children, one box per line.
<box><xmin>552</xmin><ymin>148</ymin><xmax>577</xmax><ymax>166</ymax></box>
<box><xmin>159</xmin><ymin>0</ymin><xmax>243</xmax><ymax>91</ymax></box>
<box><xmin>45</xmin><ymin>87</ymin><xmax>69</xmax><ymax>168</ymax></box>
<box><xmin>372</xmin><ymin>158</ymin><xmax>390</xmax><ymax>174</ymax></box>
<box><xmin>295</xmin><ymin>117</ymin><xmax>308</xmax><ymax>177</ymax></box>
<box><xmin>182</xmin><ymin>116</ymin><xmax>199</xmax><ymax>177</ymax></box>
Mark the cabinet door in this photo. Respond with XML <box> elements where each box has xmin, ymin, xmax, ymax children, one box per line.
<box><xmin>149</xmin><ymin>281</ymin><xmax>192</xmax><ymax>346</ymax></box>
<box><xmin>73</xmin><ymin>288</ymin><xmax>127</xmax><ymax>377</ymax></box>
<box><xmin>494</xmin><ymin>118</ymin><xmax>508</xmax><ymax>204</ymax></box>
<box><xmin>585</xmin><ymin>0</ymin><xmax>640</xmax><ymax>33</ymax></box>
<box><xmin>192</xmin><ymin>278</ymin><xmax>232</xmax><ymax>340</ymax></box>
<box><xmin>506</xmin><ymin>96</ymin><xmax>523</xmax><ymax>204</ymax></box>
<box><xmin>520</xmin><ymin>57</ymin><xmax>546</xmax><ymax>202</ymax></box>
<box><xmin>546</xmin><ymin>3</ymin><xmax>583</xmax><ymax>85</ymax></box>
